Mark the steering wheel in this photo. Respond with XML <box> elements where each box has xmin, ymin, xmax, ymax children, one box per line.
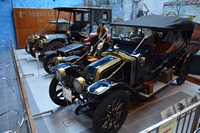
<box><xmin>79</xmin><ymin>31</ymin><xmax>89</xmax><ymax>38</ymax></box>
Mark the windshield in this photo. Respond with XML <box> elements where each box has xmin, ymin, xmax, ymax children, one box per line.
<box><xmin>56</xmin><ymin>23</ymin><xmax>70</xmax><ymax>31</ymax></box>
<box><xmin>111</xmin><ymin>26</ymin><xmax>152</xmax><ymax>43</ymax></box>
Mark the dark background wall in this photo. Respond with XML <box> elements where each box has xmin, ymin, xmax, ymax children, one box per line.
<box><xmin>0</xmin><ymin>0</ymin><xmax>82</xmax><ymax>49</ymax></box>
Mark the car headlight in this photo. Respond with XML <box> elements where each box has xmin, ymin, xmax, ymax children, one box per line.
<box><xmin>66</xmin><ymin>31</ymin><xmax>71</xmax><ymax>36</ymax></box>
<box><xmin>38</xmin><ymin>39</ymin><xmax>45</xmax><ymax>48</ymax></box>
<box><xmin>54</xmin><ymin>57</ymin><xmax>64</xmax><ymax>64</ymax></box>
<box><xmin>29</xmin><ymin>36</ymin><xmax>35</xmax><ymax>43</ymax></box>
<box><xmin>34</xmin><ymin>35</ymin><xmax>40</xmax><ymax>40</ymax></box>
<box><xmin>73</xmin><ymin>77</ymin><xmax>86</xmax><ymax>94</ymax></box>
<box><xmin>55</xmin><ymin>68</ymin><xmax>66</xmax><ymax>81</ymax></box>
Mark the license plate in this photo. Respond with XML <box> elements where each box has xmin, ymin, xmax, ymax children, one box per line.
<box><xmin>35</xmin><ymin>52</ymin><xmax>39</xmax><ymax>62</ymax></box>
<box><xmin>62</xmin><ymin>86</ymin><xmax>72</xmax><ymax>103</ymax></box>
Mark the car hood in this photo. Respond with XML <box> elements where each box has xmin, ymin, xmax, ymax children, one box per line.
<box><xmin>83</xmin><ymin>55</ymin><xmax>121</xmax><ymax>83</ymax></box>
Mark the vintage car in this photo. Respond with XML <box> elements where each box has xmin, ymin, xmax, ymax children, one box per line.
<box><xmin>26</xmin><ymin>6</ymin><xmax>112</xmax><ymax>58</ymax></box>
<box><xmin>43</xmin><ymin>32</ymin><xmax>111</xmax><ymax>74</ymax></box>
<box><xmin>49</xmin><ymin>15</ymin><xmax>195</xmax><ymax>133</ymax></box>
<box><xmin>42</xmin><ymin>7</ymin><xmax>112</xmax><ymax>73</ymax></box>
<box><xmin>26</xmin><ymin>18</ymin><xmax>70</xmax><ymax>58</ymax></box>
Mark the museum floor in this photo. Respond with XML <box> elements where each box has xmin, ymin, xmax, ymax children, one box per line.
<box><xmin>0</xmin><ymin>49</ymin><xmax>200</xmax><ymax>133</ymax></box>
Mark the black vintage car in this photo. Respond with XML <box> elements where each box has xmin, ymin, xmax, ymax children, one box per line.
<box><xmin>42</xmin><ymin>7</ymin><xmax>112</xmax><ymax>73</ymax></box>
<box><xmin>44</xmin><ymin>33</ymin><xmax>111</xmax><ymax>74</ymax></box>
<box><xmin>26</xmin><ymin>18</ymin><xmax>70</xmax><ymax>58</ymax></box>
<box><xmin>49</xmin><ymin>15</ymin><xmax>195</xmax><ymax>133</ymax></box>
<box><xmin>26</xmin><ymin>6</ymin><xmax>112</xmax><ymax>58</ymax></box>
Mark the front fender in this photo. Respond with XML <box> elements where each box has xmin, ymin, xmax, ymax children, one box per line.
<box><xmin>87</xmin><ymin>79</ymin><xmax>131</xmax><ymax>95</ymax></box>
<box><xmin>44</xmin><ymin>50</ymin><xmax>56</xmax><ymax>56</ymax></box>
<box><xmin>44</xmin><ymin>34</ymin><xmax>68</xmax><ymax>43</ymax></box>
<box><xmin>51</xmin><ymin>63</ymin><xmax>71</xmax><ymax>74</ymax></box>
<box><xmin>62</xmin><ymin>55</ymin><xmax>81</xmax><ymax>62</ymax></box>
<box><xmin>51</xmin><ymin>61</ymin><xmax>84</xmax><ymax>74</ymax></box>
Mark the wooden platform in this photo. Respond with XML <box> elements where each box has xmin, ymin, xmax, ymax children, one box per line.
<box><xmin>187</xmin><ymin>75</ymin><xmax>200</xmax><ymax>85</ymax></box>
<box><xmin>128</xmin><ymin>96</ymin><xmax>158</xmax><ymax>116</ymax></box>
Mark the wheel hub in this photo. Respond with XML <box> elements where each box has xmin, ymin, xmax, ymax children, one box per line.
<box><xmin>110</xmin><ymin>109</ymin><xmax>118</xmax><ymax>119</ymax></box>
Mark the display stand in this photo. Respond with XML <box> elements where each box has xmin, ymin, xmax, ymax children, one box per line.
<box><xmin>35</xmin><ymin>52</ymin><xmax>41</xmax><ymax>78</ymax></box>
<box><xmin>187</xmin><ymin>75</ymin><xmax>200</xmax><ymax>85</ymax></box>
<box><xmin>63</xmin><ymin>100</ymin><xmax>75</xmax><ymax>127</ymax></box>
<box><xmin>62</xmin><ymin>86</ymin><xmax>75</xmax><ymax>127</ymax></box>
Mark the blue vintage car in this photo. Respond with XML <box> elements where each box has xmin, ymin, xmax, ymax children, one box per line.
<box><xmin>49</xmin><ymin>15</ymin><xmax>195</xmax><ymax>133</ymax></box>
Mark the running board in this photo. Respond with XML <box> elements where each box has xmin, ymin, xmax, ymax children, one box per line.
<box><xmin>139</xmin><ymin>75</ymin><xmax>178</xmax><ymax>98</ymax></box>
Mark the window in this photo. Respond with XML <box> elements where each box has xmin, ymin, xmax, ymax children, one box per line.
<box><xmin>103</xmin><ymin>12</ymin><xmax>108</xmax><ymax>20</ymax></box>
<box><xmin>75</xmin><ymin>12</ymin><xmax>82</xmax><ymax>21</ymax></box>
<box><xmin>94</xmin><ymin>11</ymin><xmax>101</xmax><ymax>22</ymax></box>
<box><xmin>84</xmin><ymin>12</ymin><xmax>89</xmax><ymax>21</ymax></box>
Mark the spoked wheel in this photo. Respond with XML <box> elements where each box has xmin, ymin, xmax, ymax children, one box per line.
<box><xmin>43</xmin><ymin>53</ymin><xmax>56</xmax><ymax>74</ymax></box>
<box><xmin>47</xmin><ymin>41</ymin><xmax>64</xmax><ymax>51</ymax></box>
<box><xmin>25</xmin><ymin>42</ymin><xmax>31</xmax><ymax>54</ymax></box>
<box><xmin>29</xmin><ymin>42</ymin><xmax>44</xmax><ymax>58</ymax></box>
<box><xmin>49</xmin><ymin>71</ymin><xmax>80</xmax><ymax>106</ymax></box>
<box><xmin>93</xmin><ymin>90</ymin><xmax>130</xmax><ymax>133</ymax></box>
<box><xmin>176</xmin><ymin>57</ymin><xmax>190</xmax><ymax>85</ymax></box>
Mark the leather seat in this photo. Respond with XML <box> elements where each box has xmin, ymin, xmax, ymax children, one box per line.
<box><xmin>153</xmin><ymin>41</ymin><xmax>174</xmax><ymax>55</ymax></box>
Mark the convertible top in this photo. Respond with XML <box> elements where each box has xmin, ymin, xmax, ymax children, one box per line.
<box><xmin>111</xmin><ymin>15</ymin><xmax>195</xmax><ymax>31</ymax></box>
<box><xmin>54</xmin><ymin>6</ymin><xmax>112</xmax><ymax>12</ymax></box>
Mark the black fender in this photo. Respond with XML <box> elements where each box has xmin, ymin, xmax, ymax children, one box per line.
<box><xmin>44</xmin><ymin>50</ymin><xmax>56</xmax><ymax>56</ymax></box>
<box><xmin>43</xmin><ymin>34</ymin><xmax>68</xmax><ymax>44</ymax></box>
<box><xmin>62</xmin><ymin>55</ymin><xmax>81</xmax><ymax>62</ymax></box>
<box><xmin>174</xmin><ymin>52</ymin><xmax>191</xmax><ymax>75</ymax></box>
<box><xmin>87</xmin><ymin>79</ymin><xmax>135</xmax><ymax>96</ymax></box>
<box><xmin>51</xmin><ymin>61</ymin><xmax>84</xmax><ymax>74</ymax></box>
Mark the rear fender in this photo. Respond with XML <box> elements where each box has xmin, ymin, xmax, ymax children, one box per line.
<box><xmin>174</xmin><ymin>52</ymin><xmax>191</xmax><ymax>74</ymax></box>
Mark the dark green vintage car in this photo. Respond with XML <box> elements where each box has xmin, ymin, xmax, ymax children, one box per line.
<box><xmin>49</xmin><ymin>15</ymin><xmax>195</xmax><ymax>133</ymax></box>
<box><xmin>26</xmin><ymin>6</ymin><xmax>112</xmax><ymax>58</ymax></box>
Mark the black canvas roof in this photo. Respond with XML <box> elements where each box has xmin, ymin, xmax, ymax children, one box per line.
<box><xmin>111</xmin><ymin>15</ymin><xmax>195</xmax><ymax>31</ymax></box>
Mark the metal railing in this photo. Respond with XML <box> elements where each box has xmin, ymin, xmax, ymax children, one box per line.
<box><xmin>10</xmin><ymin>37</ymin><xmax>37</xmax><ymax>133</ymax></box>
<box><xmin>140</xmin><ymin>102</ymin><xmax>200</xmax><ymax>133</ymax></box>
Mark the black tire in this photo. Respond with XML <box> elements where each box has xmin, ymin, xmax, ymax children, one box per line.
<box><xmin>176</xmin><ymin>57</ymin><xmax>190</xmax><ymax>85</ymax></box>
<box><xmin>93</xmin><ymin>90</ymin><xmax>130</xmax><ymax>133</ymax></box>
<box><xmin>43</xmin><ymin>53</ymin><xmax>56</xmax><ymax>74</ymax></box>
<box><xmin>49</xmin><ymin>71</ymin><xmax>80</xmax><ymax>106</ymax></box>
<box><xmin>47</xmin><ymin>41</ymin><xmax>64</xmax><ymax>51</ymax></box>
<box><xmin>25</xmin><ymin>42</ymin><xmax>31</xmax><ymax>54</ymax></box>
<box><xmin>29</xmin><ymin>42</ymin><xmax>44</xmax><ymax>58</ymax></box>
